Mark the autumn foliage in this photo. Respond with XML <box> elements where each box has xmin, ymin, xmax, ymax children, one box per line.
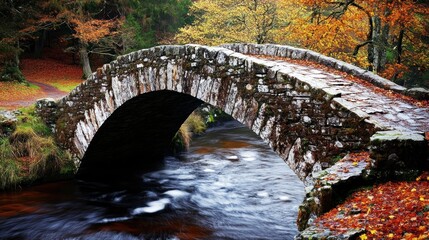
<box><xmin>315</xmin><ymin>172</ymin><xmax>429</xmax><ymax>239</ymax></box>
<box><xmin>70</xmin><ymin>18</ymin><xmax>122</xmax><ymax>45</ymax></box>
<box><xmin>177</xmin><ymin>0</ymin><xmax>429</xmax><ymax>87</ymax></box>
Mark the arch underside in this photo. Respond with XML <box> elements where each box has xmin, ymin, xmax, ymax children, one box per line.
<box><xmin>77</xmin><ymin>91</ymin><xmax>203</xmax><ymax>181</ymax></box>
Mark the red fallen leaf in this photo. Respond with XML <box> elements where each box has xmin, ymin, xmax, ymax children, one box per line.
<box><xmin>315</xmin><ymin>174</ymin><xmax>429</xmax><ymax>239</ymax></box>
<box><xmin>21</xmin><ymin>58</ymin><xmax>83</xmax><ymax>85</ymax></box>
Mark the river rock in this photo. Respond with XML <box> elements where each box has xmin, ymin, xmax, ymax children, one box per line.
<box><xmin>0</xmin><ymin>110</ymin><xmax>17</xmax><ymax>137</ymax></box>
<box><xmin>226</xmin><ymin>155</ymin><xmax>239</xmax><ymax>161</ymax></box>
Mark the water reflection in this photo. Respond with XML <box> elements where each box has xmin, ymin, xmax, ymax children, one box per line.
<box><xmin>0</xmin><ymin>121</ymin><xmax>305</xmax><ymax>240</ymax></box>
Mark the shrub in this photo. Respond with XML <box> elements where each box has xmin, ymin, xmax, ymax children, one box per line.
<box><xmin>197</xmin><ymin>104</ymin><xmax>233</xmax><ymax>126</ymax></box>
<box><xmin>0</xmin><ymin>61</ymin><xmax>26</xmax><ymax>82</ymax></box>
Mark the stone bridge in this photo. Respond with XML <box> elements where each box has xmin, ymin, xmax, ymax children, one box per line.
<box><xmin>37</xmin><ymin>43</ymin><xmax>429</xmax><ymax>183</ymax></box>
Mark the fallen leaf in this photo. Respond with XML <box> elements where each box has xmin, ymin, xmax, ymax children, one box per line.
<box><xmin>359</xmin><ymin>234</ymin><xmax>368</xmax><ymax>240</ymax></box>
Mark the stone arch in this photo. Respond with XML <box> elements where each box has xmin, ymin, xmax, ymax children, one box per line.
<box><xmin>51</xmin><ymin>44</ymin><xmax>375</xmax><ymax>183</ymax></box>
<box><xmin>77</xmin><ymin>91</ymin><xmax>203</xmax><ymax>181</ymax></box>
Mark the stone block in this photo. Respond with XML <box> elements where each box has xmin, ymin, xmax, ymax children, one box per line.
<box><xmin>304</xmin><ymin>50</ymin><xmax>321</xmax><ymax>62</ymax></box>
<box><xmin>0</xmin><ymin>110</ymin><xmax>17</xmax><ymax>137</ymax></box>
<box><xmin>35</xmin><ymin>98</ymin><xmax>59</xmax><ymax>129</ymax></box>
<box><xmin>317</xmin><ymin>56</ymin><xmax>337</xmax><ymax>68</ymax></box>
<box><xmin>370</xmin><ymin>131</ymin><xmax>428</xmax><ymax>170</ymax></box>
<box><xmin>406</xmin><ymin>87</ymin><xmax>429</xmax><ymax>100</ymax></box>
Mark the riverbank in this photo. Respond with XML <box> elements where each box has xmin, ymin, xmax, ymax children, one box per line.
<box><xmin>0</xmin><ymin>56</ymin><xmax>85</xmax><ymax>190</ymax></box>
<box><xmin>297</xmin><ymin>177</ymin><xmax>429</xmax><ymax>239</ymax></box>
<box><xmin>0</xmin><ymin>107</ymin><xmax>75</xmax><ymax>191</ymax></box>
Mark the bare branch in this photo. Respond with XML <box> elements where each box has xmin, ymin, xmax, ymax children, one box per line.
<box><xmin>353</xmin><ymin>41</ymin><xmax>372</xmax><ymax>55</ymax></box>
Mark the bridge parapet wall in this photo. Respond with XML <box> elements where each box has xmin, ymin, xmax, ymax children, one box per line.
<box><xmin>39</xmin><ymin>44</ymin><xmax>401</xmax><ymax>182</ymax></box>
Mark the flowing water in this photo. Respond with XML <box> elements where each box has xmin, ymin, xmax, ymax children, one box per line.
<box><xmin>0</xmin><ymin>121</ymin><xmax>305</xmax><ymax>240</ymax></box>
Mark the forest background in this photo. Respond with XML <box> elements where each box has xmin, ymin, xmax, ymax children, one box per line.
<box><xmin>0</xmin><ymin>0</ymin><xmax>428</xmax><ymax>89</ymax></box>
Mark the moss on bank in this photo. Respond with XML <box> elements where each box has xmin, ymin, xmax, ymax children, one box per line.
<box><xmin>171</xmin><ymin>105</ymin><xmax>234</xmax><ymax>154</ymax></box>
<box><xmin>0</xmin><ymin>106</ymin><xmax>75</xmax><ymax>191</ymax></box>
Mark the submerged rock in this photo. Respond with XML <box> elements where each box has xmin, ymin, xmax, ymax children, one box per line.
<box><xmin>226</xmin><ymin>155</ymin><xmax>239</xmax><ymax>161</ymax></box>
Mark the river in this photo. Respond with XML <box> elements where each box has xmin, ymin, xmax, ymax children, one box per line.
<box><xmin>0</xmin><ymin>121</ymin><xmax>305</xmax><ymax>240</ymax></box>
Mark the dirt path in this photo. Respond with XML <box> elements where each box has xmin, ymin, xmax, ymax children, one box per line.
<box><xmin>0</xmin><ymin>80</ymin><xmax>68</xmax><ymax>109</ymax></box>
<box><xmin>31</xmin><ymin>80</ymin><xmax>68</xmax><ymax>100</ymax></box>
<box><xmin>0</xmin><ymin>58</ymin><xmax>82</xmax><ymax>109</ymax></box>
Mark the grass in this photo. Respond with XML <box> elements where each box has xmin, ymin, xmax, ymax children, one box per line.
<box><xmin>0</xmin><ymin>106</ymin><xmax>75</xmax><ymax>190</ymax></box>
<box><xmin>0</xmin><ymin>158</ymin><xmax>21</xmax><ymax>190</ymax></box>
<box><xmin>171</xmin><ymin>112</ymin><xmax>207</xmax><ymax>153</ymax></box>
<box><xmin>185</xmin><ymin>112</ymin><xmax>206</xmax><ymax>135</ymax></box>
<box><xmin>16</xmin><ymin>106</ymin><xmax>51</xmax><ymax>136</ymax></box>
<box><xmin>0</xmin><ymin>138</ymin><xmax>21</xmax><ymax>189</ymax></box>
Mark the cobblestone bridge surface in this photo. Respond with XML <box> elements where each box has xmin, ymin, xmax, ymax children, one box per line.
<box><xmin>36</xmin><ymin>43</ymin><xmax>429</xmax><ymax>184</ymax></box>
<box><xmin>258</xmin><ymin>57</ymin><xmax>429</xmax><ymax>132</ymax></box>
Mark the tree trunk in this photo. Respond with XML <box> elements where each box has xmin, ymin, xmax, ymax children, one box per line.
<box><xmin>372</xmin><ymin>16</ymin><xmax>381</xmax><ymax>73</ymax></box>
<box><xmin>380</xmin><ymin>23</ymin><xmax>389</xmax><ymax>68</ymax></box>
<box><xmin>366</xmin><ymin>16</ymin><xmax>374</xmax><ymax>71</ymax></box>
<box><xmin>392</xmin><ymin>29</ymin><xmax>405</xmax><ymax>83</ymax></box>
<box><xmin>15</xmin><ymin>40</ymin><xmax>20</xmax><ymax>66</ymax></box>
<box><xmin>396</xmin><ymin>29</ymin><xmax>404</xmax><ymax>64</ymax></box>
<box><xmin>372</xmin><ymin>16</ymin><xmax>388</xmax><ymax>73</ymax></box>
<box><xmin>34</xmin><ymin>30</ymin><xmax>46</xmax><ymax>58</ymax></box>
<box><xmin>79</xmin><ymin>44</ymin><xmax>92</xmax><ymax>79</ymax></box>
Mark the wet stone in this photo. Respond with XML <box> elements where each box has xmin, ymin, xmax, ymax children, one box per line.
<box><xmin>0</xmin><ymin>110</ymin><xmax>18</xmax><ymax>137</ymax></box>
